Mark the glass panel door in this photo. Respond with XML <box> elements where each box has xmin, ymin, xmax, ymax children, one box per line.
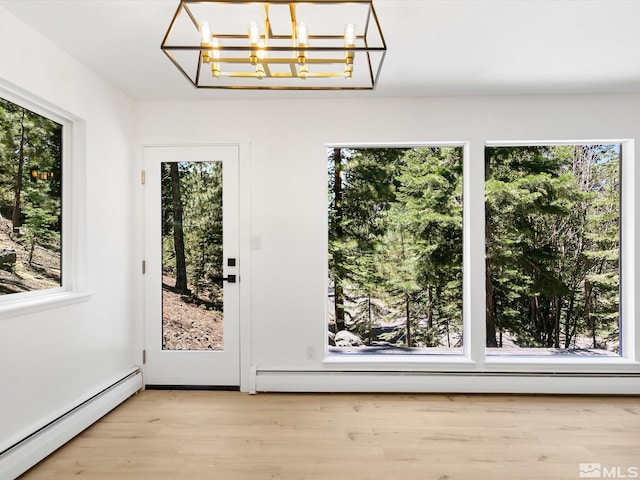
<box><xmin>144</xmin><ymin>145</ymin><xmax>239</xmax><ymax>386</ymax></box>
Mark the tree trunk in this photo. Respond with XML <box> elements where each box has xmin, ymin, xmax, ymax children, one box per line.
<box><xmin>584</xmin><ymin>279</ymin><xmax>595</xmax><ymax>348</ymax></box>
<box><xmin>427</xmin><ymin>286</ymin><xmax>434</xmax><ymax>347</ymax></box>
<box><xmin>529</xmin><ymin>296</ymin><xmax>540</xmax><ymax>343</ymax></box>
<box><xmin>12</xmin><ymin>109</ymin><xmax>26</xmax><ymax>230</ymax></box>
<box><xmin>170</xmin><ymin>162</ymin><xmax>190</xmax><ymax>295</ymax></box>
<box><xmin>554</xmin><ymin>296</ymin><xmax>562</xmax><ymax>348</ymax></box>
<box><xmin>405</xmin><ymin>294</ymin><xmax>412</xmax><ymax>348</ymax></box>
<box><xmin>564</xmin><ymin>295</ymin><xmax>576</xmax><ymax>348</ymax></box>
<box><xmin>485</xmin><ymin>257</ymin><xmax>498</xmax><ymax>347</ymax></box>
<box><xmin>427</xmin><ymin>286</ymin><xmax>433</xmax><ymax>330</ymax></box>
<box><xmin>334</xmin><ymin>283</ymin><xmax>345</xmax><ymax>332</ymax></box>
<box><xmin>367</xmin><ymin>293</ymin><xmax>373</xmax><ymax>345</ymax></box>
<box><xmin>332</xmin><ymin>148</ymin><xmax>346</xmax><ymax>332</ymax></box>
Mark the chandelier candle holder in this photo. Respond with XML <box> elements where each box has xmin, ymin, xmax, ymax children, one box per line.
<box><xmin>161</xmin><ymin>0</ymin><xmax>386</xmax><ymax>90</ymax></box>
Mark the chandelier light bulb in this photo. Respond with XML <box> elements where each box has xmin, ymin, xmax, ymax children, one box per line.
<box><xmin>210</xmin><ymin>38</ymin><xmax>221</xmax><ymax>77</ymax></box>
<box><xmin>211</xmin><ymin>38</ymin><xmax>220</xmax><ymax>59</ymax></box>
<box><xmin>248</xmin><ymin>21</ymin><xmax>260</xmax><ymax>46</ymax></box>
<box><xmin>344</xmin><ymin>23</ymin><xmax>355</xmax><ymax>75</ymax></box>
<box><xmin>200</xmin><ymin>22</ymin><xmax>211</xmax><ymax>45</ymax></box>
<box><xmin>256</xmin><ymin>40</ymin><xmax>266</xmax><ymax>78</ymax></box>
<box><xmin>297</xmin><ymin>22</ymin><xmax>309</xmax><ymax>46</ymax></box>
<box><xmin>345</xmin><ymin>23</ymin><xmax>355</xmax><ymax>46</ymax></box>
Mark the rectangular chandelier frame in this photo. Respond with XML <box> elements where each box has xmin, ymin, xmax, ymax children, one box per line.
<box><xmin>161</xmin><ymin>0</ymin><xmax>387</xmax><ymax>90</ymax></box>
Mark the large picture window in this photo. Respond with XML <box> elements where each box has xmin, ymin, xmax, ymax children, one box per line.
<box><xmin>328</xmin><ymin>146</ymin><xmax>463</xmax><ymax>354</ymax></box>
<box><xmin>327</xmin><ymin>141</ymin><xmax>631</xmax><ymax>368</ymax></box>
<box><xmin>0</xmin><ymin>96</ymin><xmax>62</xmax><ymax>296</ymax></box>
<box><xmin>485</xmin><ymin>144</ymin><xmax>620</xmax><ymax>356</ymax></box>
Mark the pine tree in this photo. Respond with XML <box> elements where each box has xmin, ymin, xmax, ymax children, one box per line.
<box><xmin>485</xmin><ymin>145</ymin><xmax>620</xmax><ymax>351</ymax></box>
<box><xmin>328</xmin><ymin>147</ymin><xmax>404</xmax><ymax>337</ymax></box>
<box><xmin>391</xmin><ymin>147</ymin><xmax>463</xmax><ymax>348</ymax></box>
<box><xmin>181</xmin><ymin>162</ymin><xmax>223</xmax><ymax>303</ymax></box>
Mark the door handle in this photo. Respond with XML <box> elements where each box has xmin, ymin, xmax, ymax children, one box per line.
<box><xmin>211</xmin><ymin>274</ymin><xmax>236</xmax><ymax>284</ymax></box>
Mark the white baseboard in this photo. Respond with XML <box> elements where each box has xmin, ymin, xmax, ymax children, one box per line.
<box><xmin>254</xmin><ymin>370</ymin><xmax>640</xmax><ymax>394</ymax></box>
<box><xmin>0</xmin><ymin>369</ymin><xmax>142</xmax><ymax>480</ymax></box>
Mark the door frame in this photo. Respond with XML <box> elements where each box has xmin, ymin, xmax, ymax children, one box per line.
<box><xmin>138</xmin><ymin>143</ymin><xmax>252</xmax><ymax>391</ymax></box>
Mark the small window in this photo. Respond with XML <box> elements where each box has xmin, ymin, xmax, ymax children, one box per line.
<box><xmin>485</xmin><ymin>144</ymin><xmax>621</xmax><ymax>356</ymax></box>
<box><xmin>328</xmin><ymin>146</ymin><xmax>464</xmax><ymax>354</ymax></box>
<box><xmin>0</xmin><ymin>96</ymin><xmax>62</xmax><ymax>296</ymax></box>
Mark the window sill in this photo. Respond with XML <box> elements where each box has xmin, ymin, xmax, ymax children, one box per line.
<box><xmin>322</xmin><ymin>351</ymin><xmax>640</xmax><ymax>374</ymax></box>
<box><xmin>0</xmin><ymin>291</ymin><xmax>92</xmax><ymax>321</ymax></box>
<box><xmin>483</xmin><ymin>354</ymin><xmax>640</xmax><ymax>372</ymax></box>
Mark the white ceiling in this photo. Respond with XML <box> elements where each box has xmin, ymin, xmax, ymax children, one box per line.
<box><xmin>2</xmin><ymin>0</ymin><xmax>640</xmax><ymax>101</ymax></box>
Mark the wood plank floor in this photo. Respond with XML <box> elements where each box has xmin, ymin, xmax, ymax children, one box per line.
<box><xmin>19</xmin><ymin>391</ymin><xmax>640</xmax><ymax>480</ymax></box>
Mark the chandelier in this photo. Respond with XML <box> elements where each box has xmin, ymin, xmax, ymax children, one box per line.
<box><xmin>161</xmin><ymin>0</ymin><xmax>386</xmax><ymax>90</ymax></box>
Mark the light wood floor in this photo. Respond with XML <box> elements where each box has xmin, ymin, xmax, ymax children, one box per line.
<box><xmin>19</xmin><ymin>390</ymin><xmax>640</xmax><ymax>480</ymax></box>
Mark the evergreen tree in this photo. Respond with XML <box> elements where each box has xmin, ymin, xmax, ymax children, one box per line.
<box><xmin>328</xmin><ymin>143</ymin><xmax>619</xmax><ymax>353</ymax></box>
<box><xmin>328</xmin><ymin>147</ymin><xmax>404</xmax><ymax>337</ymax></box>
<box><xmin>0</xmin><ymin>97</ymin><xmax>61</xmax><ymax>230</ymax></box>
<box><xmin>485</xmin><ymin>145</ymin><xmax>620</xmax><ymax>351</ymax></box>
<box><xmin>161</xmin><ymin>161</ymin><xmax>224</xmax><ymax>305</ymax></box>
<box><xmin>328</xmin><ymin>146</ymin><xmax>463</xmax><ymax>348</ymax></box>
<box><xmin>181</xmin><ymin>162</ymin><xmax>223</xmax><ymax>303</ymax></box>
<box><xmin>390</xmin><ymin>147</ymin><xmax>463</xmax><ymax>347</ymax></box>
<box><xmin>0</xmin><ymin>96</ymin><xmax>62</xmax><ymax>292</ymax></box>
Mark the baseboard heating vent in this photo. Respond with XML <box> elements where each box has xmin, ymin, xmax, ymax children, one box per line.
<box><xmin>251</xmin><ymin>368</ymin><xmax>640</xmax><ymax>395</ymax></box>
<box><xmin>0</xmin><ymin>368</ymin><xmax>142</xmax><ymax>480</ymax></box>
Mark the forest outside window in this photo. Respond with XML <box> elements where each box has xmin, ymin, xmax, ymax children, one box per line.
<box><xmin>327</xmin><ymin>142</ymin><xmax>631</xmax><ymax>366</ymax></box>
<box><xmin>485</xmin><ymin>144</ymin><xmax>621</xmax><ymax>357</ymax></box>
<box><xmin>0</xmin><ymin>95</ymin><xmax>62</xmax><ymax>297</ymax></box>
<box><xmin>328</xmin><ymin>146</ymin><xmax>464</xmax><ymax>355</ymax></box>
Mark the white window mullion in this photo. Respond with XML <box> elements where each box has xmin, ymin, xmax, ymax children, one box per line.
<box><xmin>465</xmin><ymin>140</ymin><xmax>486</xmax><ymax>366</ymax></box>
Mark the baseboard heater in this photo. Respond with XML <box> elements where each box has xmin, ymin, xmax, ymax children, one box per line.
<box><xmin>0</xmin><ymin>368</ymin><xmax>142</xmax><ymax>480</ymax></box>
<box><xmin>250</xmin><ymin>367</ymin><xmax>640</xmax><ymax>395</ymax></box>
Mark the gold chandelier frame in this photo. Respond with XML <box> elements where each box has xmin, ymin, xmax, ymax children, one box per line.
<box><xmin>161</xmin><ymin>0</ymin><xmax>386</xmax><ymax>90</ymax></box>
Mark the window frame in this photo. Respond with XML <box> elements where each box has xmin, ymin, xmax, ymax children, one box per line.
<box><xmin>323</xmin><ymin>140</ymin><xmax>639</xmax><ymax>373</ymax></box>
<box><xmin>482</xmin><ymin>140</ymin><xmax>637</xmax><ymax>371</ymax></box>
<box><xmin>0</xmin><ymin>82</ymin><xmax>89</xmax><ymax>320</ymax></box>
<box><xmin>324</xmin><ymin>141</ymin><xmax>471</xmax><ymax>363</ymax></box>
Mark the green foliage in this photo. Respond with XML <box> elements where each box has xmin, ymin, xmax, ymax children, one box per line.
<box><xmin>328</xmin><ymin>146</ymin><xmax>463</xmax><ymax>348</ymax></box>
<box><xmin>0</xmin><ymin>97</ymin><xmax>62</xmax><ymax>290</ymax></box>
<box><xmin>485</xmin><ymin>145</ymin><xmax>620</xmax><ymax>352</ymax></box>
<box><xmin>161</xmin><ymin>161</ymin><xmax>223</xmax><ymax>305</ymax></box>
<box><xmin>329</xmin><ymin>143</ymin><xmax>620</xmax><ymax>353</ymax></box>
<box><xmin>23</xmin><ymin>186</ymin><xmax>60</xmax><ymax>264</ymax></box>
<box><xmin>0</xmin><ymin>97</ymin><xmax>61</xmax><ymax>222</ymax></box>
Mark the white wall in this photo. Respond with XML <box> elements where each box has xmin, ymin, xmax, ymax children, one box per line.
<box><xmin>0</xmin><ymin>6</ymin><xmax>136</xmax><ymax>452</ymax></box>
<box><xmin>135</xmin><ymin>94</ymin><xmax>640</xmax><ymax>393</ymax></box>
